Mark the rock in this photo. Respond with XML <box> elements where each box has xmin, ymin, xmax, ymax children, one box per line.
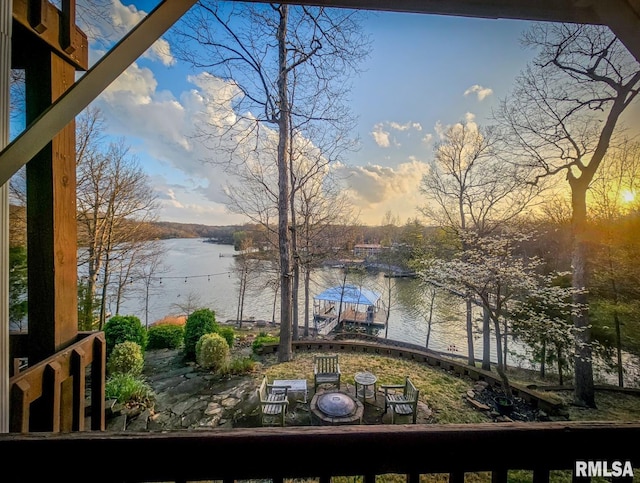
<box><xmin>107</xmin><ymin>413</ymin><xmax>127</xmax><ymax>431</ymax></box>
<box><xmin>127</xmin><ymin>408</ymin><xmax>151</xmax><ymax>431</ymax></box>
<box><xmin>473</xmin><ymin>381</ymin><xmax>489</xmax><ymax>391</ymax></box>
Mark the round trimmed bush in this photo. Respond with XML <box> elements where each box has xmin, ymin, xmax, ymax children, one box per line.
<box><xmin>107</xmin><ymin>341</ymin><xmax>144</xmax><ymax>376</ymax></box>
<box><xmin>217</xmin><ymin>326</ymin><xmax>235</xmax><ymax>349</ymax></box>
<box><xmin>147</xmin><ymin>324</ymin><xmax>184</xmax><ymax>349</ymax></box>
<box><xmin>103</xmin><ymin>315</ymin><xmax>147</xmax><ymax>357</ymax></box>
<box><xmin>183</xmin><ymin>308</ymin><xmax>218</xmax><ymax>360</ymax></box>
<box><xmin>195</xmin><ymin>332</ymin><xmax>230</xmax><ymax>371</ymax></box>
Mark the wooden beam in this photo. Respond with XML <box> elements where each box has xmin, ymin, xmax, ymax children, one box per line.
<box><xmin>240</xmin><ymin>0</ymin><xmax>604</xmax><ymax>24</ymax></box>
<box><xmin>25</xmin><ymin>48</ymin><xmax>78</xmax><ymax>364</ymax></box>
<box><xmin>592</xmin><ymin>0</ymin><xmax>640</xmax><ymax>63</ymax></box>
<box><xmin>0</xmin><ymin>0</ymin><xmax>198</xmax><ymax>187</ymax></box>
<box><xmin>12</xmin><ymin>0</ymin><xmax>87</xmax><ymax>70</ymax></box>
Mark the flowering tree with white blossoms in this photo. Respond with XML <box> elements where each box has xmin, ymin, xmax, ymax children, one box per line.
<box><xmin>417</xmin><ymin>230</ymin><xmax>584</xmax><ymax>398</ymax></box>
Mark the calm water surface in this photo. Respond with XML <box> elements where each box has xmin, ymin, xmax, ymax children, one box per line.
<box><xmin>116</xmin><ymin>238</ymin><xmax>640</xmax><ymax>384</ymax></box>
<box><xmin>117</xmin><ymin>238</ymin><xmax>493</xmax><ymax>357</ymax></box>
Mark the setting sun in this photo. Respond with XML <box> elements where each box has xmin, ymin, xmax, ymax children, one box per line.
<box><xmin>622</xmin><ymin>189</ymin><xmax>636</xmax><ymax>203</ymax></box>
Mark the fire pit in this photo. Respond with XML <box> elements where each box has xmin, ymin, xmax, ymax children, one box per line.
<box><xmin>310</xmin><ymin>390</ymin><xmax>363</xmax><ymax>425</ymax></box>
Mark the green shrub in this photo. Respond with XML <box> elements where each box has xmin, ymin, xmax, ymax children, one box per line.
<box><xmin>105</xmin><ymin>373</ymin><xmax>154</xmax><ymax>406</ymax></box>
<box><xmin>107</xmin><ymin>341</ymin><xmax>144</xmax><ymax>376</ymax></box>
<box><xmin>147</xmin><ymin>324</ymin><xmax>184</xmax><ymax>349</ymax></box>
<box><xmin>104</xmin><ymin>314</ymin><xmax>147</xmax><ymax>357</ymax></box>
<box><xmin>224</xmin><ymin>356</ymin><xmax>257</xmax><ymax>376</ymax></box>
<box><xmin>252</xmin><ymin>334</ymin><xmax>279</xmax><ymax>354</ymax></box>
<box><xmin>183</xmin><ymin>308</ymin><xmax>218</xmax><ymax>360</ymax></box>
<box><xmin>217</xmin><ymin>326</ymin><xmax>235</xmax><ymax>349</ymax></box>
<box><xmin>195</xmin><ymin>332</ymin><xmax>229</xmax><ymax>371</ymax></box>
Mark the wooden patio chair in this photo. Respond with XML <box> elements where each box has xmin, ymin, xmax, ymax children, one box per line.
<box><xmin>257</xmin><ymin>375</ymin><xmax>289</xmax><ymax>426</ymax></box>
<box><xmin>313</xmin><ymin>354</ymin><xmax>341</xmax><ymax>392</ymax></box>
<box><xmin>381</xmin><ymin>376</ymin><xmax>419</xmax><ymax>424</ymax></box>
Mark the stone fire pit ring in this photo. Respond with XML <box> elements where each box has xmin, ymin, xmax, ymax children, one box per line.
<box><xmin>310</xmin><ymin>390</ymin><xmax>363</xmax><ymax>425</ymax></box>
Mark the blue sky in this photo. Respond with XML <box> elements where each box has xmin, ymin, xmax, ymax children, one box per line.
<box><xmin>77</xmin><ymin>2</ymin><xmax>545</xmax><ymax>226</ymax></box>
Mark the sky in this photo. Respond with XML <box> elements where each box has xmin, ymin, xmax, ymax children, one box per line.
<box><xmin>59</xmin><ymin>1</ymin><xmax>619</xmax><ymax>226</ymax></box>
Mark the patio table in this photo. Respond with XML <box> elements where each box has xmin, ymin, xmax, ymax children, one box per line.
<box><xmin>272</xmin><ymin>379</ymin><xmax>308</xmax><ymax>403</ymax></box>
<box><xmin>354</xmin><ymin>371</ymin><xmax>377</xmax><ymax>403</ymax></box>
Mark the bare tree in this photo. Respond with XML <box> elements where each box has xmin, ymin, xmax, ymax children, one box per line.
<box><xmin>494</xmin><ymin>23</ymin><xmax>640</xmax><ymax>407</ymax></box>
<box><xmin>295</xmin><ymin>165</ymin><xmax>358</xmax><ymax>338</ymax></box>
<box><xmin>378</xmin><ymin>211</ymin><xmax>401</xmax><ymax>339</ymax></box>
<box><xmin>122</xmin><ymin>238</ymin><xmax>169</xmax><ymax>329</ymax></box>
<box><xmin>419</xmin><ymin>119</ymin><xmax>541</xmax><ymax>368</ymax></box>
<box><xmin>170</xmin><ymin>290</ymin><xmax>204</xmax><ymax>320</ymax></box>
<box><xmin>233</xmin><ymin>236</ymin><xmax>262</xmax><ymax>328</ymax></box>
<box><xmin>76</xmin><ymin>108</ymin><xmax>161</xmax><ymax>329</ymax></box>
<box><xmin>172</xmin><ymin>2</ymin><xmax>369</xmax><ymax>361</ymax></box>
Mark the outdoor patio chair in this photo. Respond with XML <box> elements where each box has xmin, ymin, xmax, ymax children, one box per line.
<box><xmin>257</xmin><ymin>375</ymin><xmax>289</xmax><ymax>426</ymax></box>
<box><xmin>381</xmin><ymin>376</ymin><xmax>419</xmax><ymax>424</ymax></box>
<box><xmin>313</xmin><ymin>354</ymin><xmax>341</xmax><ymax>392</ymax></box>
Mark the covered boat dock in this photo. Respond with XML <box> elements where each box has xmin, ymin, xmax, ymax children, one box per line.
<box><xmin>312</xmin><ymin>284</ymin><xmax>387</xmax><ymax>336</ymax></box>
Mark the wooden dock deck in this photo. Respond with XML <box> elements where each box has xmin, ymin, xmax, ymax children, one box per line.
<box><xmin>312</xmin><ymin>307</ymin><xmax>387</xmax><ymax>336</ymax></box>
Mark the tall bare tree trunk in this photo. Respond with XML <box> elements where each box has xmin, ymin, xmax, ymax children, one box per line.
<box><xmin>304</xmin><ymin>266</ymin><xmax>311</xmax><ymax>338</ymax></box>
<box><xmin>570</xmin><ymin>179</ymin><xmax>595</xmax><ymax>407</ymax></box>
<box><xmin>276</xmin><ymin>5</ymin><xmax>293</xmax><ymax>362</ymax></box>
<box><xmin>290</xmin><ymin>153</ymin><xmax>299</xmax><ymax>341</ymax></box>
<box><xmin>482</xmin><ymin>305</ymin><xmax>491</xmax><ymax>370</ymax></box>
<box><xmin>465</xmin><ymin>296</ymin><xmax>475</xmax><ymax>366</ymax></box>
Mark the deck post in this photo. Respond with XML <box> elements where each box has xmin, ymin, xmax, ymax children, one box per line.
<box><xmin>0</xmin><ymin>0</ymin><xmax>12</xmax><ymax>435</ymax></box>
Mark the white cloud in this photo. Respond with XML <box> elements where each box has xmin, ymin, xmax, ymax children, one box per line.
<box><xmin>389</xmin><ymin>121</ymin><xmax>422</xmax><ymax>132</ymax></box>
<box><xmin>370</xmin><ymin>121</ymin><xmax>423</xmax><ymax>149</ymax></box>
<box><xmin>332</xmin><ymin>159</ymin><xmax>430</xmax><ymax>225</ymax></box>
<box><xmin>434</xmin><ymin>112</ymin><xmax>479</xmax><ymax>140</ymax></box>
<box><xmin>95</xmin><ymin>61</ymin><xmax>292</xmax><ymax>225</ymax></box>
<box><xmin>371</xmin><ymin>123</ymin><xmax>391</xmax><ymax>148</ymax></box>
<box><xmin>80</xmin><ymin>0</ymin><xmax>175</xmax><ymax>67</ymax></box>
<box><xmin>464</xmin><ymin>84</ymin><xmax>493</xmax><ymax>101</ymax></box>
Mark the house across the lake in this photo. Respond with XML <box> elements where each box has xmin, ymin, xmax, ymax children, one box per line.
<box><xmin>353</xmin><ymin>243</ymin><xmax>383</xmax><ymax>258</ymax></box>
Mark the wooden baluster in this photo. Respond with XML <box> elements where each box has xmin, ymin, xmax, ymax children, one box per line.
<box><xmin>91</xmin><ymin>334</ymin><xmax>106</xmax><ymax>431</ymax></box>
<box><xmin>43</xmin><ymin>361</ymin><xmax>63</xmax><ymax>432</ymax></box>
<box><xmin>72</xmin><ymin>347</ymin><xmax>86</xmax><ymax>431</ymax></box>
<box><xmin>10</xmin><ymin>379</ymin><xmax>31</xmax><ymax>433</ymax></box>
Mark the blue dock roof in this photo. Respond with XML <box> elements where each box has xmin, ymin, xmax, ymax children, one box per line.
<box><xmin>314</xmin><ymin>284</ymin><xmax>381</xmax><ymax>306</ymax></box>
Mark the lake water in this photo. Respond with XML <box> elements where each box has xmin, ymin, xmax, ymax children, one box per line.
<box><xmin>116</xmin><ymin>238</ymin><xmax>639</xmax><ymax>384</ymax></box>
<box><xmin>116</xmin><ymin>238</ymin><xmax>495</xmax><ymax>357</ymax></box>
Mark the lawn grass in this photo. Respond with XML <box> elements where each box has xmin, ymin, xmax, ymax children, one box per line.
<box><xmin>257</xmin><ymin>350</ymin><xmax>640</xmax><ymax>424</ymax></box>
<box><xmin>262</xmin><ymin>352</ymin><xmax>492</xmax><ymax>424</ymax></box>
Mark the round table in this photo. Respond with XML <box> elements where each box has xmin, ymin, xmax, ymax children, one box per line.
<box><xmin>354</xmin><ymin>371</ymin><xmax>377</xmax><ymax>403</ymax></box>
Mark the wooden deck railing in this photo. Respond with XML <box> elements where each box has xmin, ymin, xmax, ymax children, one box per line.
<box><xmin>1</xmin><ymin>421</ymin><xmax>639</xmax><ymax>482</ymax></box>
<box><xmin>8</xmin><ymin>331</ymin><xmax>106</xmax><ymax>433</ymax></box>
